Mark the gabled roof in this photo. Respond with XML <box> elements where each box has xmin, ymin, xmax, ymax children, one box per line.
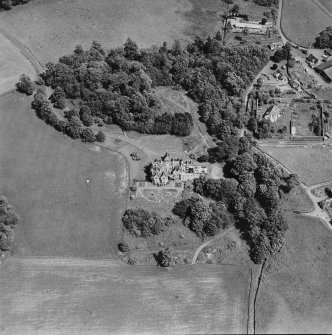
<box><xmin>307</xmin><ymin>54</ymin><xmax>319</xmax><ymax>63</ymax></box>
<box><xmin>265</xmin><ymin>105</ymin><xmax>280</xmax><ymax>117</ymax></box>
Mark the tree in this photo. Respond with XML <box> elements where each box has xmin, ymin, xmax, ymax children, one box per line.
<box><xmin>65</xmin><ymin>116</ymin><xmax>83</xmax><ymax>139</ymax></box>
<box><xmin>16</xmin><ymin>74</ymin><xmax>34</xmax><ymax>95</ymax></box>
<box><xmin>231</xmin><ymin>152</ymin><xmax>257</xmax><ymax>177</ymax></box>
<box><xmin>155</xmin><ymin>248</ymin><xmax>173</xmax><ymax>267</ymax></box>
<box><xmin>81</xmin><ymin>128</ymin><xmax>96</xmax><ymax>142</ymax></box>
<box><xmin>96</xmin><ymin>130</ymin><xmax>106</xmax><ymax>142</ymax></box>
<box><xmin>231</xmin><ymin>4</ymin><xmax>240</xmax><ymax>13</ymax></box>
<box><xmin>124</xmin><ymin>37</ymin><xmax>139</xmax><ymax>60</ymax></box>
<box><xmin>261</xmin><ymin>18</ymin><xmax>267</xmax><ymax>25</ymax></box>
<box><xmin>118</xmin><ymin>242</ymin><xmax>130</xmax><ymax>252</ymax></box>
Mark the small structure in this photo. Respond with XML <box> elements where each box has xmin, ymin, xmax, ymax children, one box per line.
<box><xmin>269</xmin><ymin>41</ymin><xmax>283</xmax><ymax>50</ymax></box>
<box><xmin>295</xmin><ymin>56</ymin><xmax>301</xmax><ymax>63</ymax></box>
<box><xmin>229</xmin><ymin>18</ymin><xmax>271</xmax><ymax>35</ymax></box>
<box><xmin>264</xmin><ymin>105</ymin><xmax>281</xmax><ymax>123</ymax></box>
<box><xmin>314</xmin><ymin>60</ymin><xmax>332</xmax><ymax>83</ymax></box>
<box><xmin>306</xmin><ymin>54</ymin><xmax>319</xmax><ymax>67</ymax></box>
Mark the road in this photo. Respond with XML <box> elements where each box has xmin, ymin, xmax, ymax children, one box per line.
<box><xmin>191</xmin><ymin>226</ymin><xmax>235</xmax><ymax>264</ymax></box>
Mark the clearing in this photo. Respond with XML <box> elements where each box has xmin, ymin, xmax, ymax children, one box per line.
<box><xmin>256</xmin><ymin>213</ymin><xmax>332</xmax><ymax>334</ymax></box>
<box><xmin>0</xmin><ymin>33</ymin><xmax>35</xmax><ymax>94</ymax></box>
<box><xmin>281</xmin><ymin>0</ymin><xmax>332</xmax><ymax>47</ymax></box>
<box><xmin>0</xmin><ymin>92</ymin><xmax>128</xmax><ymax>258</ymax></box>
<box><xmin>0</xmin><ymin>257</ymin><xmax>250</xmax><ymax>335</ymax></box>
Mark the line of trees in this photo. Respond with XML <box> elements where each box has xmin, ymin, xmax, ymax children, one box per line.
<box><xmin>31</xmin><ymin>89</ymin><xmax>105</xmax><ymax>143</ymax></box>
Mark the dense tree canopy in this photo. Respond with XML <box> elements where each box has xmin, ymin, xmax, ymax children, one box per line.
<box><xmin>38</xmin><ymin>36</ymin><xmax>268</xmax><ymax>139</ymax></box>
<box><xmin>0</xmin><ymin>195</ymin><xmax>19</xmax><ymax>252</ymax></box>
<box><xmin>0</xmin><ymin>0</ymin><xmax>30</xmax><ymax>10</ymax></box>
<box><xmin>314</xmin><ymin>26</ymin><xmax>332</xmax><ymax>49</ymax></box>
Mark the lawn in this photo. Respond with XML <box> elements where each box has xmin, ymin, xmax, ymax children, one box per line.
<box><xmin>263</xmin><ymin>146</ymin><xmax>332</xmax><ymax>186</ymax></box>
<box><xmin>256</xmin><ymin>213</ymin><xmax>332</xmax><ymax>334</ymax></box>
<box><xmin>0</xmin><ymin>92</ymin><xmax>128</xmax><ymax>258</ymax></box>
<box><xmin>281</xmin><ymin>0</ymin><xmax>332</xmax><ymax>47</ymax></box>
<box><xmin>0</xmin><ymin>257</ymin><xmax>250</xmax><ymax>334</ymax></box>
<box><xmin>0</xmin><ymin>34</ymin><xmax>35</xmax><ymax>94</ymax></box>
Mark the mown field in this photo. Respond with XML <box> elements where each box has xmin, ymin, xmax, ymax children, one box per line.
<box><xmin>0</xmin><ymin>0</ymin><xmax>228</xmax><ymax>64</ymax></box>
<box><xmin>0</xmin><ymin>34</ymin><xmax>35</xmax><ymax>94</ymax></box>
<box><xmin>281</xmin><ymin>0</ymin><xmax>332</xmax><ymax>47</ymax></box>
<box><xmin>263</xmin><ymin>146</ymin><xmax>332</xmax><ymax>186</ymax></box>
<box><xmin>0</xmin><ymin>92</ymin><xmax>128</xmax><ymax>258</ymax></box>
<box><xmin>256</xmin><ymin>213</ymin><xmax>332</xmax><ymax>334</ymax></box>
<box><xmin>0</xmin><ymin>257</ymin><xmax>250</xmax><ymax>334</ymax></box>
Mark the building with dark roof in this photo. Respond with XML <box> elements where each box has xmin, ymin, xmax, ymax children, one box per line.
<box><xmin>314</xmin><ymin>60</ymin><xmax>332</xmax><ymax>83</ymax></box>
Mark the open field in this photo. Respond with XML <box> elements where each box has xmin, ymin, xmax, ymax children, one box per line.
<box><xmin>281</xmin><ymin>0</ymin><xmax>332</xmax><ymax>47</ymax></box>
<box><xmin>0</xmin><ymin>92</ymin><xmax>128</xmax><ymax>258</ymax></box>
<box><xmin>263</xmin><ymin>146</ymin><xmax>332</xmax><ymax>186</ymax></box>
<box><xmin>0</xmin><ymin>0</ymin><xmax>230</xmax><ymax>64</ymax></box>
<box><xmin>0</xmin><ymin>34</ymin><xmax>35</xmax><ymax>94</ymax></box>
<box><xmin>0</xmin><ymin>257</ymin><xmax>250</xmax><ymax>334</ymax></box>
<box><xmin>256</xmin><ymin>213</ymin><xmax>332</xmax><ymax>334</ymax></box>
<box><xmin>318</xmin><ymin>0</ymin><xmax>332</xmax><ymax>12</ymax></box>
<box><xmin>281</xmin><ymin>185</ymin><xmax>315</xmax><ymax>213</ymax></box>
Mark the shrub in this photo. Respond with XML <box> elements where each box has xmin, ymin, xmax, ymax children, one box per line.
<box><xmin>16</xmin><ymin>74</ymin><xmax>34</xmax><ymax>95</ymax></box>
<box><xmin>118</xmin><ymin>242</ymin><xmax>130</xmax><ymax>252</ymax></box>
<box><xmin>96</xmin><ymin>130</ymin><xmax>106</xmax><ymax>142</ymax></box>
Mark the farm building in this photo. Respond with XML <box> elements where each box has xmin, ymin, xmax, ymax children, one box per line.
<box><xmin>314</xmin><ymin>60</ymin><xmax>332</xmax><ymax>83</ymax></box>
<box><xmin>228</xmin><ymin>18</ymin><xmax>271</xmax><ymax>35</ymax></box>
<box><xmin>264</xmin><ymin>105</ymin><xmax>281</xmax><ymax>123</ymax></box>
<box><xmin>151</xmin><ymin>153</ymin><xmax>208</xmax><ymax>186</ymax></box>
<box><xmin>306</xmin><ymin>54</ymin><xmax>319</xmax><ymax>67</ymax></box>
<box><xmin>269</xmin><ymin>41</ymin><xmax>283</xmax><ymax>50</ymax></box>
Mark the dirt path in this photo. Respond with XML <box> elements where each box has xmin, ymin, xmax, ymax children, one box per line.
<box><xmin>191</xmin><ymin>226</ymin><xmax>235</xmax><ymax>264</ymax></box>
<box><xmin>0</xmin><ymin>28</ymin><xmax>45</xmax><ymax>74</ymax></box>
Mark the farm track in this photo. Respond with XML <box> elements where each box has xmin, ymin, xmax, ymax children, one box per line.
<box><xmin>191</xmin><ymin>226</ymin><xmax>235</xmax><ymax>264</ymax></box>
<box><xmin>0</xmin><ymin>28</ymin><xmax>45</xmax><ymax>74</ymax></box>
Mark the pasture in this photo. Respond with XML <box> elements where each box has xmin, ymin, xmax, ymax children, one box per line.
<box><xmin>0</xmin><ymin>92</ymin><xmax>128</xmax><ymax>258</ymax></box>
<box><xmin>281</xmin><ymin>0</ymin><xmax>332</xmax><ymax>47</ymax></box>
<box><xmin>0</xmin><ymin>34</ymin><xmax>35</xmax><ymax>94</ymax></box>
<box><xmin>263</xmin><ymin>146</ymin><xmax>332</xmax><ymax>186</ymax></box>
<box><xmin>256</xmin><ymin>213</ymin><xmax>332</xmax><ymax>334</ymax></box>
<box><xmin>0</xmin><ymin>0</ymin><xmax>228</xmax><ymax>64</ymax></box>
<box><xmin>0</xmin><ymin>257</ymin><xmax>250</xmax><ymax>334</ymax></box>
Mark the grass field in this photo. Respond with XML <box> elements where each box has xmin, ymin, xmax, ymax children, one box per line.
<box><xmin>0</xmin><ymin>0</ymin><xmax>230</xmax><ymax>64</ymax></box>
<box><xmin>318</xmin><ymin>0</ymin><xmax>332</xmax><ymax>12</ymax></box>
<box><xmin>0</xmin><ymin>34</ymin><xmax>35</xmax><ymax>94</ymax></box>
<box><xmin>263</xmin><ymin>146</ymin><xmax>332</xmax><ymax>186</ymax></box>
<box><xmin>281</xmin><ymin>0</ymin><xmax>332</xmax><ymax>47</ymax></box>
<box><xmin>256</xmin><ymin>213</ymin><xmax>332</xmax><ymax>334</ymax></box>
<box><xmin>0</xmin><ymin>92</ymin><xmax>128</xmax><ymax>258</ymax></box>
<box><xmin>0</xmin><ymin>257</ymin><xmax>250</xmax><ymax>334</ymax></box>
